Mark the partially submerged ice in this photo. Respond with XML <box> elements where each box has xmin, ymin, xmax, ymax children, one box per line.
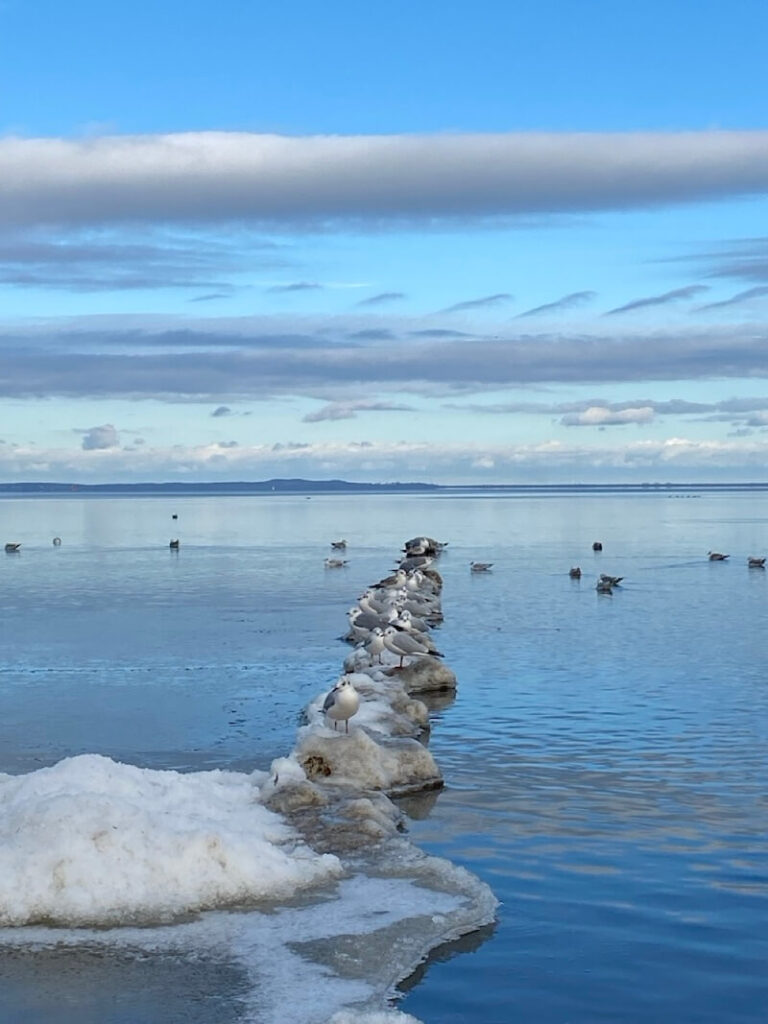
<box><xmin>0</xmin><ymin>538</ymin><xmax>497</xmax><ymax>1023</ymax></box>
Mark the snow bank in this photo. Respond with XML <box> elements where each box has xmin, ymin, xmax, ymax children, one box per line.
<box><xmin>0</xmin><ymin>753</ymin><xmax>341</xmax><ymax>927</ymax></box>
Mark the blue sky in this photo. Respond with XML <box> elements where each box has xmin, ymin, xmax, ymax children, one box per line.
<box><xmin>2</xmin><ymin>0</ymin><xmax>768</xmax><ymax>483</ymax></box>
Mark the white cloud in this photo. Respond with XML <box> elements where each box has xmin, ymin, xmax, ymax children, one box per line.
<box><xmin>2</xmin><ymin>436</ymin><xmax>768</xmax><ymax>485</ymax></box>
<box><xmin>79</xmin><ymin>424</ymin><xmax>119</xmax><ymax>450</ymax></box>
<box><xmin>561</xmin><ymin>406</ymin><xmax>655</xmax><ymax>427</ymax></box>
<box><xmin>2</xmin><ymin>131</ymin><xmax>768</xmax><ymax>229</ymax></box>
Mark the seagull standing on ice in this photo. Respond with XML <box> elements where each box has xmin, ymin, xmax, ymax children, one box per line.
<box><xmin>322</xmin><ymin>676</ymin><xmax>360</xmax><ymax>732</ymax></box>
<box><xmin>382</xmin><ymin>625</ymin><xmax>442</xmax><ymax>668</ymax></box>
<box><xmin>365</xmin><ymin>626</ymin><xmax>386</xmax><ymax>663</ymax></box>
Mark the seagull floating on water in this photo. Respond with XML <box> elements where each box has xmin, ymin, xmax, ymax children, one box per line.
<box><xmin>708</xmin><ymin>551</ymin><xmax>729</xmax><ymax>561</ymax></box>
<box><xmin>748</xmin><ymin>556</ymin><xmax>766</xmax><ymax>568</ymax></box>
<box><xmin>322</xmin><ymin>676</ymin><xmax>360</xmax><ymax>732</ymax></box>
<box><xmin>599</xmin><ymin>573</ymin><xmax>623</xmax><ymax>586</ymax></box>
<box><xmin>569</xmin><ymin>566</ymin><xmax>582</xmax><ymax>578</ymax></box>
<box><xmin>331</xmin><ymin>539</ymin><xmax>347</xmax><ymax>550</ymax></box>
<box><xmin>325</xmin><ymin>557</ymin><xmax>348</xmax><ymax>568</ymax></box>
<box><xmin>470</xmin><ymin>561</ymin><xmax>493</xmax><ymax>573</ymax></box>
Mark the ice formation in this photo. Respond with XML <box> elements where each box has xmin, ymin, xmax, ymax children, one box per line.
<box><xmin>0</xmin><ymin>535</ymin><xmax>497</xmax><ymax>1023</ymax></box>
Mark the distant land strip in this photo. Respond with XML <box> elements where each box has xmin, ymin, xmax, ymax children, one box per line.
<box><xmin>2</xmin><ymin>480</ymin><xmax>768</xmax><ymax>495</ymax></box>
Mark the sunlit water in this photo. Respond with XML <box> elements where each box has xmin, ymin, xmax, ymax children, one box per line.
<box><xmin>1</xmin><ymin>491</ymin><xmax>767</xmax><ymax>1022</ymax></box>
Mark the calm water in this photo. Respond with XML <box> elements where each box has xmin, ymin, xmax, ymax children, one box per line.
<box><xmin>1</xmin><ymin>491</ymin><xmax>767</xmax><ymax>1023</ymax></box>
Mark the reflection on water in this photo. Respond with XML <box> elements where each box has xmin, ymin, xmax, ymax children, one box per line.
<box><xmin>0</xmin><ymin>946</ymin><xmax>249</xmax><ymax>1024</ymax></box>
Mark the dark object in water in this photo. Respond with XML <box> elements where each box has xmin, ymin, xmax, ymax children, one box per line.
<box><xmin>569</xmin><ymin>566</ymin><xmax>582</xmax><ymax>578</ymax></box>
<box><xmin>172</xmin><ymin>513</ymin><xmax>178</xmax><ymax>520</ymax></box>
<box><xmin>53</xmin><ymin>537</ymin><xmax>62</xmax><ymax>546</ymax></box>
<box><xmin>592</xmin><ymin>541</ymin><xmax>603</xmax><ymax>551</ymax></box>
<box><xmin>600</xmin><ymin>573</ymin><xmax>624</xmax><ymax>586</ymax></box>
<box><xmin>5</xmin><ymin>542</ymin><xmax>21</xmax><ymax>552</ymax></box>
<box><xmin>708</xmin><ymin>551</ymin><xmax>728</xmax><ymax>561</ymax></box>
<box><xmin>169</xmin><ymin>539</ymin><xmax>180</xmax><ymax>549</ymax></box>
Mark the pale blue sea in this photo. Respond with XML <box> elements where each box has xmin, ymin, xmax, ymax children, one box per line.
<box><xmin>1</xmin><ymin>490</ymin><xmax>767</xmax><ymax>1023</ymax></box>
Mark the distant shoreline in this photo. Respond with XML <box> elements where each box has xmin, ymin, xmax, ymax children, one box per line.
<box><xmin>2</xmin><ymin>479</ymin><xmax>768</xmax><ymax>496</ymax></box>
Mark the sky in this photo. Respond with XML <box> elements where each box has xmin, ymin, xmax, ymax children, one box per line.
<box><xmin>2</xmin><ymin>0</ymin><xmax>768</xmax><ymax>484</ymax></box>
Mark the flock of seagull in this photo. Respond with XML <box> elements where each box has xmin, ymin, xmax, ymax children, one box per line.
<box><xmin>709</xmin><ymin>551</ymin><xmax>767</xmax><ymax>567</ymax></box>
<box><xmin>322</xmin><ymin>535</ymin><xmax>447</xmax><ymax>733</ymax></box>
<box><xmin>568</xmin><ymin>543</ymin><xmax>767</xmax><ymax>594</ymax></box>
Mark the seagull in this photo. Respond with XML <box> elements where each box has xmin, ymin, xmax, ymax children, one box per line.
<box><xmin>396</xmin><ymin>608</ymin><xmax>430</xmax><ymax>634</ymax></box>
<box><xmin>708</xmin><ymin>551</ymin><xmax>729</xmax><ymax>561</ymax></box>
<box><xmin>358</xmin><ymin>589</ymin><xmax>393</xmax><ymax>615</ymax></box>
<box><xmin>748</xmin><ymin>556</ymin><xmax>766</xmax><ymax>568</ymax></box>
<box><xmin>4</xmin><ymin>542</ymin><xmax>20</xmax><ymax>553</ymax></box>
<box><xmin>365</xmin><ymin>626</ymin><xmax>386</xmax><ymax>663</ymax></box>
<box><xmin>325</xmin><ymin>557</ymin><xmax>348</xmax><ymax>568</ymax></box>
<box><xmin>398</xmin><ymin>555</ymin><xmax>433</xmax><ymax>572</ymax></box>
<box><xmin>331</xmin><ymin>539</ymin><xmax>347</xmax><ymax>550</ymax></box>
<box><xmin>569</xmin><ymin>566</ymin><xmax>582</xmax><ymax>578</ymax></box>
<box><xmin>599</xmin><ymin>573</ymin><xmax>623</xmax><ymax>586</ymax></box>
<box><xmin>322</xmin><ymin>676</ymin><xmax>360</xmax><ymax>732</ymax></box>
<box><xmin>596</xmin><ymin>577</ymin><xmax>613</xmax><ymax>593</ymax></box>
<box><xmin>470</xmin><ymin>561</ymin><xmax>493</xmax><ymax>572</ymax></box>
<box><xmin>382</xmin><ymin>625</ymin><xmax>442</xmax><ymax>667</ymax></box>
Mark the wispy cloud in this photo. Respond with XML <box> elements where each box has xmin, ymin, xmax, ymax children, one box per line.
<box><xmin>303</xmin><ymin>400</ymin><xmax>415</xmax><ymax>422</ymax></box>
<box><xmin>356</xmin><ymin>291</ymin><xmax>406</xmax><ymax>307</ymax></box>
<box><xmin>265</xmin><ymin>281</ymin><xmax>322</xmax><ymax>293</ymax></box>
<box><xmin>3</xmin><ymin>319</ymin><xmax>768</xmax><ymax>402</ymax></box>
<box><xmin>190</xmin><ymin>291</ymin><xmax>233</xmax><ymax>302</ymax></box>
<box><xmin>440</xmin><ymin>293</ymin><xmax>513</xmax><ymax>314</ymax></box>
<box><xmin>517</xmin><ymin>291</ymin><xmax>596</xmax><ymax>317</ymax></box>
<box><xmin>691</xmin><ymin>237</ymin><xmax>768</xmax><ymax>284</ymax></box>
<box><xmin>346</xmin><ymin>329</ymin><xmax>396</xmax><ymax>341</ymax></box>
<box><xmin>409</xmin><ymin>328</ymin><xmax>470</xmax><ymax>338</ymax></box>
<box><xmin>5</xmin><ymin>131</ymin><xmax>768</xmax><ymax>230</ymax></box>
<box><xmin>444</xmin><ymin>397</ymin><xmax>719</xmax><ymax>416</ymax></box>
<box><xmin>696</xmin><ymin>285</ymin><xmax>768</xmax><ymax>311</ymax></box>
<box><xmin>605</xmin><ymin>285</ymin><xmax>709</xmax><ymax>315</ymax></box>
<box><xmin>0</xmin><ymin>231</ymin><xmax>263</xmax><ymax>292</ymax></box>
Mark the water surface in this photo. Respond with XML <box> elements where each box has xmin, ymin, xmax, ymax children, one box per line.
<box><xmin>1</xmin><ymin>491</ymin><xmax>767</xmax><ymax>1022</ymax></box>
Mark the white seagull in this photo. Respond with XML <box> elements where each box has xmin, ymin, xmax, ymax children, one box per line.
<box><xmin>322</xmin><ymin>676</ymin><xmax>360</xmax><ymax>733</ymax></box>
<box><xmin>365</xmin><ymin>626</ymin><xmax>386</xmax><ymax>663</ymax></box>
<box><xmin>382</xmin><ymin>625</ymin><xmax>442</xmax><ymax>668</ymax></box>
